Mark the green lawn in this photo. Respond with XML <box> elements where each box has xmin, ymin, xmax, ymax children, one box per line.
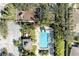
<box><xmin>29</xmin><ymin>29</ymin><xmax>36</xmax><ymax>43</ymax></box>
<box><xmin>32</xmin><ymin>45</ymin><xmax>37</xmax><ymax>53</ymax></box>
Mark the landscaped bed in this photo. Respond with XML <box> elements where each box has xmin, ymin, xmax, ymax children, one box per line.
<box><xmin>39</xmin><ymin>50</ymin><xmax>48</xmax><ymax>56</ymax></box>
<box><xmin>20</xmin><ymin>22</ymin><xmax>36</xmax><ymax>43</ymax></box>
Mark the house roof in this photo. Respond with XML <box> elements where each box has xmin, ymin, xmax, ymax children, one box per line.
<box><xmin>17</xmin><ymin>10</ymin><xmax>35</xmax><ymax>22</ymax></box>
<box><xmin>23</xmin><ymin>38</ymin><xmax>32</xmax><ymax>50</ymax></box>
<box><xmin>70</xmin><ymin>46</ymin><xmax>79</xmax><ymax>56</ymax></box>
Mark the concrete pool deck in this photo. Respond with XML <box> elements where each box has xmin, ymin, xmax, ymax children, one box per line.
<box><xmin>35</xmin><ymin>26</ymin><xmax>53</xmax><ymax>56</ymax></box>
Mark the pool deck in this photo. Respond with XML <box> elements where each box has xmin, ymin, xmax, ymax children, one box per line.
<box><xmin>35</xmin><ymin>26</ymin><xmax>52</xmax><ymax>56</ymax></box>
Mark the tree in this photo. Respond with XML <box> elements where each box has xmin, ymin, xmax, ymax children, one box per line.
<box><xmin>35</xmin><ymin>4</ymin><xmax>53</xmax><ymax>26</ymax></box>
<box><xmin>0</xmin><ymin>19</ymin><xmax>8</xmax><ymax>39</ymax></box>
<box><xmin>39</xmin><ymin>50</ymin><xmax>48</xmax><ymax>56</ymax></box>
<box><xmin>1</xmin><ymin>3</ymin><xmax>16</xmax><ymax>20</ymax></box>
<box><xmin>74</xmin><ymin>36</ymin><xmax>79</xmax><ymax>42</ymax></box>
<box><xmin>13</xmin><ymin>39</ymin><xmax>21</xmax><ymax>46</ymax></box>
<box><xmin>64</xmin><ymin>4</ymin><xmax>75</xmax><ymax>56</ymax></box>
<box><xmin>13</xmin><ymin>3</ymin><xmax>39</xmax><ymax>11</ymax></box>
<box><xmin>0</xmin><ymin>48</ymin><xmax>8</xmax><ymax>56</ymax></box>
<box><xmin>50</xmin><ymin>4</ymin><xmax>65</xmax><ymax>56</ymax></box>
<box><xmin>18</xmin><ymin>47</ymin><xmax>35</xmax><ymax>56</ymax></box>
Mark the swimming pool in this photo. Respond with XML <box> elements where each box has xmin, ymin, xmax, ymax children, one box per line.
<box><xmin>39</xmin><ymin>30</ymin><xmax>48</xmax><ymax>48</ymax></box>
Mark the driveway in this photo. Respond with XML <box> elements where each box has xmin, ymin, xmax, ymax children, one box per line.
<box><xmin>0</xmin><ymin>20</ymin><xmax>21</xmax><ymax>56</ymax></box>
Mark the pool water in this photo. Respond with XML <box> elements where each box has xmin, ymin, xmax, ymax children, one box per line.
<box><xmin>40</xmin><ymin>30</ymin><xmax>48</xmax><ymax>48</ymax></box>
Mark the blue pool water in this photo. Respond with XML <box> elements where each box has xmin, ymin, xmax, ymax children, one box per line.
<box><xmin>40</xmin><ymin>30</ymin><xmax>48</xmax><ymax>48</ymax></box>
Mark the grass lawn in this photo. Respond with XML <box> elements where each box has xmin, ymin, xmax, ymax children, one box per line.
<box><xmin>32</xmin><ymin>45</ymin><xmax>37</xmax><ymax>53</ymax></box>
<box><xmin>29</xmin><ymin>29</ymin><xmax>36</xmax><ymax>43</ymax></box>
